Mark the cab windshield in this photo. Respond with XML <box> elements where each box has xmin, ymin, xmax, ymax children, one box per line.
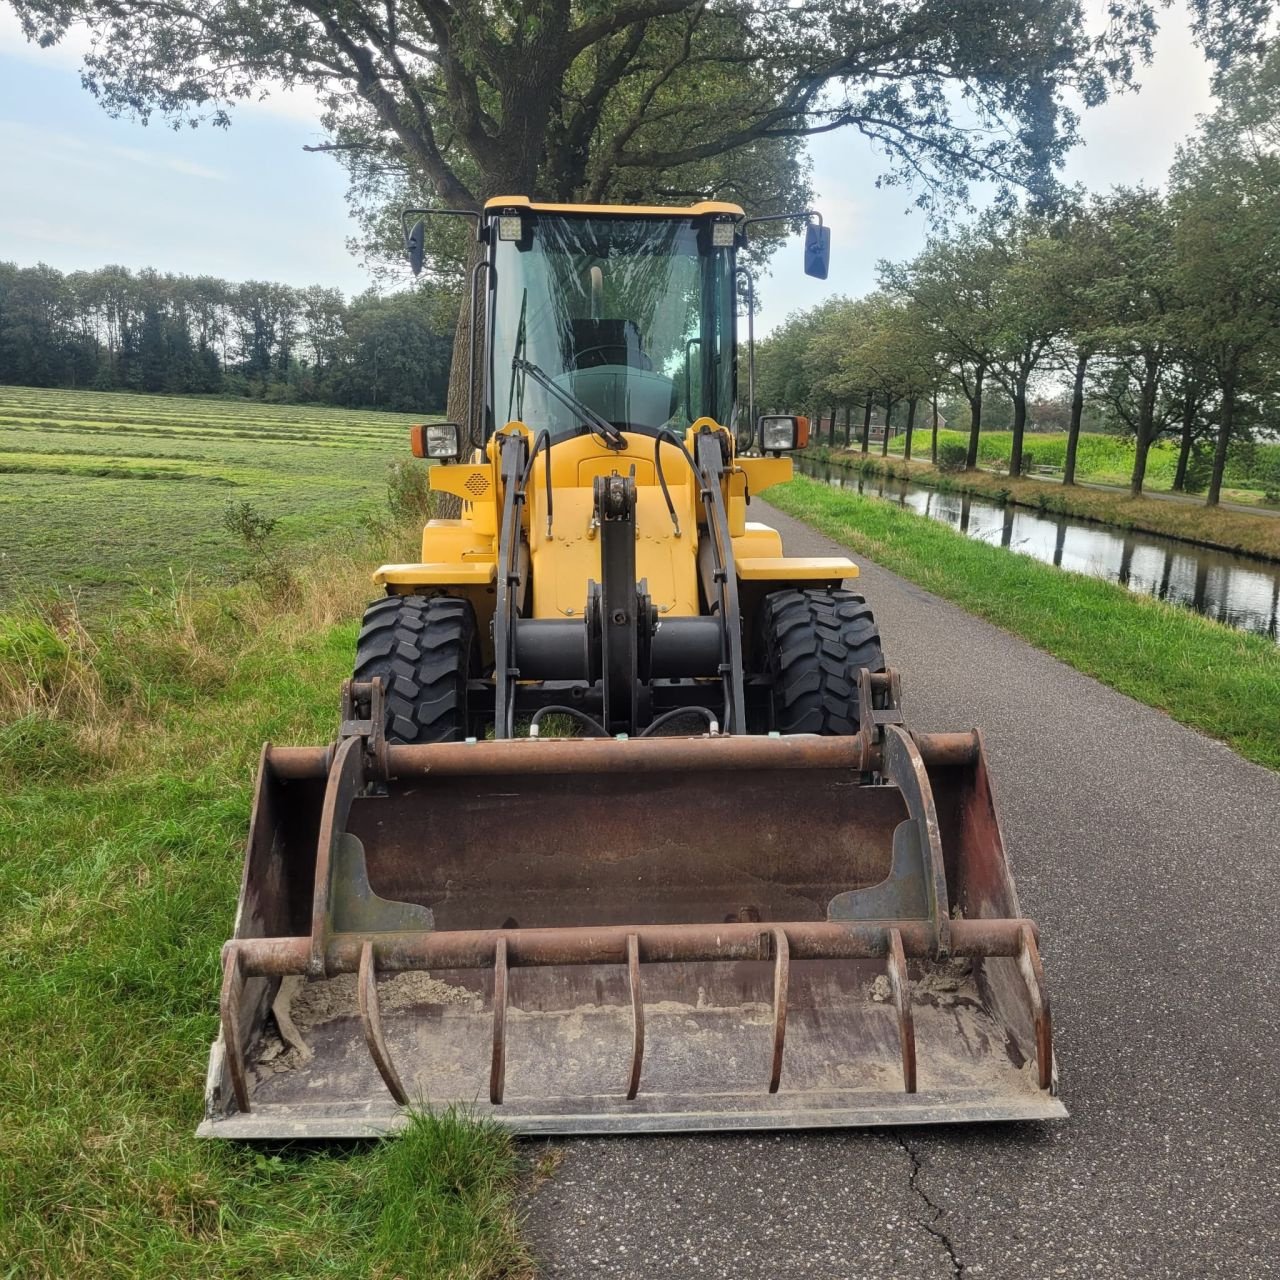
<box><xmin>488</xmin><ymin>215</ymin><xmax>735</xmax><ymax>440</ymax></box>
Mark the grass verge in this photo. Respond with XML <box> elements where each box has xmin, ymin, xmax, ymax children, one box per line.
<box><xmin>0</xmin><ymin>523</ymin><xmax>532</xmax><ymax>1278</ymax></box>
<box><xmin>806</xmin><ymin>447</ymin><xmax>1280</xmax><ymax>562</ymax></box>
<box><xmin>768</xmin><ymin>476</ymin><xmax>1280</xmax><ymax>771</ymax></box>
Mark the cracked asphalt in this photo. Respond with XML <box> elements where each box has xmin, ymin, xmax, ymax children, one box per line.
<box><xmin>522</xmin><ymin>499</ymin><xmax>1280</xmax><ymax>1279</ymax></box>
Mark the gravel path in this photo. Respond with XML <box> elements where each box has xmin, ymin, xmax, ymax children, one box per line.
<box><xmin>523</xmin><ymin>498</ymin><xmax>1280</xmax><ymax>1279</ymax></box>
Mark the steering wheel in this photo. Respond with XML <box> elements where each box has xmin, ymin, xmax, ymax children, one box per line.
<box><xmin>571</xmin><ymin>345</ymin><xmax>654</xmax><ymax>372</ymax></box>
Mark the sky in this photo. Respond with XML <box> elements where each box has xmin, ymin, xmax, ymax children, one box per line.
<box><xmin>0</xmin><ymin>7</ymin><xmax>1216</xmax><ymax>334</ymax></box>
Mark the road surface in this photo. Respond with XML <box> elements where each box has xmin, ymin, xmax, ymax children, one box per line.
<box><xmin>523</xmin><ymin>498</ymin><xmax>1280</xmax><ymax>1279</ymax></box>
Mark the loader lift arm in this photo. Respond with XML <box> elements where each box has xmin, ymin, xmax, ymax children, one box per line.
<box><xmin>492</xmin><ymin>423</ymin><xmax>744</xmax><ymax>739</ymax></box>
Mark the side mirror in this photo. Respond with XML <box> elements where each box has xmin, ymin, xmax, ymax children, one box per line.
<box><xmin>758</xmin><ymin>415</ymin><xmax>809</xmax><ymax>454</ymax></box>
<box><xmin>803</xmin><ymin>222</ymin><xmax>831</xmax><ymax>279</ymax></box>
<box><xmin>406</xmin><ymin>219</ymin><xmax>426</xmax><ymax>277</ymax></box>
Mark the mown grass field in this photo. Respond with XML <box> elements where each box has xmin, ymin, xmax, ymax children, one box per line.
<box><xmin>0</xmin><ymin>386</ymin><xmax>421</xmax><ymax>604</ymax></box>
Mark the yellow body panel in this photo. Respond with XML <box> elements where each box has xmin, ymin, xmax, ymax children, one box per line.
<box><xmin>523</xmin><ymin>431</ymin><xmax>699</xmax><ymax>617</ymax></box>
<box><xmin>373</xmin><ymin>425</ymin><xmax>857</xmax><ymax>632</ymax></box>
<box><xmin>417</xmin><ymin>519</ymin><xmax>496</xmax><ymax>566</ymax></box>
<box><xmin>430</xmin><ymin>464</ymin><xmax>495</xmax><ymax>504</ymax></box>
<box><xmin>374</xmin><ymin>562</ymin><xmax>497</xmax><ymax>587</ymax></box>
<box><xmin>737</xmin><ymin>456</ymin><xmax>794</xmax><ymax>494</ymax></box>
<box><xmin>736</xmin><ymin>557</ymin><xmax>857</xmax><ymax>581</ymax></box>
<box><xmin>732</xmin><ymin>521</ymin><xmax>784</xmax><ymax>559</ymax></box>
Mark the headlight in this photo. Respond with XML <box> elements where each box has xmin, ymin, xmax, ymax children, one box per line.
<box><xmin>410</xmin><ymin>422</ymin><xmax>461</xmax><ymax>459</ymax></box>
<box><xmin>759</xmin><ymin>416</ymin><xmax>799</xmax><ymax>452</ymax></box>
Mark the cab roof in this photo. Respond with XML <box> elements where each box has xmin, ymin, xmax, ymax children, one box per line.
<box><xmin>483</xmin><ymin>196</ymin><xmax>745</xmax><ymax>219</ymax></box>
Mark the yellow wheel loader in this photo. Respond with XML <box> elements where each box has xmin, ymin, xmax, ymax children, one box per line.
<box><xmin>200</xmin><ymin>198</ymin><xmax>1063</xmax><ymax>1138</ymax></box>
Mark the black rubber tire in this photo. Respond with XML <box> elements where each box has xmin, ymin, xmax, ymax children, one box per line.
<box><xmin>353</xmin><ymin>595</ymin><xmax>479</xmax><ymax>744</ymax></box>
<box><xmin>760</xmin><ymin>588</ymin><xmax>885</xmax><ymax>735</ymax></box>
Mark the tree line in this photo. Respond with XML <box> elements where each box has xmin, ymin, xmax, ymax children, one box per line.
<box><xmin>0</xmin><ymin>263</ymin><xmax>454</xmax><ymax>413</ymax></box>
<box><xmin>757</xmin><ymin>46</ymin><xmax>1280</xmax><ymax>508</ymax></box>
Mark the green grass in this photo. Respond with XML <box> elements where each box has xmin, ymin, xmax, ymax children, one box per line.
<box><xmin>769</xmin><ymin>476</ymin><xmax>1280</xmax><ymax>771</ymax></box>
<box><xmin>0</xmin><ymin>386</ymin><xmax>424</xmax><ymax>606</ymax></box>
<box><xmin>0</xmin><ymin>551</ymin><xmax>531</xmax><ymax>1278</ymax></box>
<box><xmin>846</xmin><ymin>426</ymin><xmax>1280</xmax><ymax>503</ymax></box>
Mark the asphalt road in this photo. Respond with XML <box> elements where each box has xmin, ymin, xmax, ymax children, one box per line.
<box><xmin>523</xmin><ymin>498</ymin><xmax>1280</xmax><ymax>1279</ymax></box>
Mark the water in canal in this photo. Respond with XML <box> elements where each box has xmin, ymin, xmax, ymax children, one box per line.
<box><xmin>796</xmin><ymin>460</ymin><xmax>1280</xmax><ymax>642</ymax></box>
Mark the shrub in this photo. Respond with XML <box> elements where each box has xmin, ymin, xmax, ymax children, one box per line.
<box><xmin>222</xmin><ymin>500</ymin><xmax>279</xmax><ymax>553</ymax></box>
<box><xmin>386</xmin><ymin>459</ymin><xmax>438</xmax><ymax>524</ymax></box>
<box><xmin>937</xmin><ymin>442</ymin><xmax>968</xmax><ymax>473</ymax></box>
<box><xmin>1020</xmin><ymin>451</ymin><xmax>1035</xmax><ymax>476</ymax></box>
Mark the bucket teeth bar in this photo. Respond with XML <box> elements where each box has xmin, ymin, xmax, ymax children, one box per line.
<box><xmin>204</xmin><ymin>667</ymin><xmax>1063</xmax><ymax>1136</ymax></box>
<box><xmin>219</xmin><ymin>914</ymin><xmax>1055</xmax><ymax>1115</ymax></box>
<box><xmin>625</xmin><ymin>933</ymin><xmax>643</xmax><ymax>1101</ymax></box>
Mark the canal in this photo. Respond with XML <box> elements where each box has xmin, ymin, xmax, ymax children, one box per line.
<box><xmin>796</xmin><ymin>460</ymin><xmax>1280</xmax><ymax>642</ymax></box>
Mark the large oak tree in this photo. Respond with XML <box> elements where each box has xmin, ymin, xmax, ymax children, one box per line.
<box><xmin>10</xmin><ymin>0</ymin><xmax>1270</xmax><ymax>422</ymax></box>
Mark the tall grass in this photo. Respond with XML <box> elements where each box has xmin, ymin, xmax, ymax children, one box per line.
<box><xmin>0</xmin><ymin>492</ymin><xmax>530</xmax><ymax>1278</ymax></box>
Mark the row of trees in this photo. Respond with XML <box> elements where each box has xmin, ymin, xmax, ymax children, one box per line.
<box><xmin>757</xmin><ymin>47</ymin><xmax>1280</xmax><ymax>507</ymax></box>
<box><xmin>0</xmin><ymin>263</ymin><xmax>454</xmax><ymax>412</ymax></box>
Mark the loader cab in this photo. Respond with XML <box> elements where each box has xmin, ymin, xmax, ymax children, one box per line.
<box><xmin>483</xmin><ymin>200</ymin><xmax>740</xmax><ymax>442</ymax></box>
<box><xmin>403</xmin><ymin>197</ymin><xmax>830</xmax><ymax>451</ymax></box>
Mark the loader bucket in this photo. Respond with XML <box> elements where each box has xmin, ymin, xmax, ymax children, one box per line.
<box><xmin>200</xmin><ymin>721</ymin><xmax>1064</xmax><ymax>1138</ymax></box>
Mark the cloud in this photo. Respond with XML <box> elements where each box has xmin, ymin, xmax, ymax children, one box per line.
<box><xmin>0</xmin><ymin>119</ymin><xmax>226</xmax><ymax>180</ymax></box>
<box><xmin>0</xmin><ymin>213</ymin><xmax>124</xmax><ymax>253</ymax></box>
<box><xmin>0</xmin><ymin>13</ymin><xmax>326</xmax><ymax>128</ymax></box>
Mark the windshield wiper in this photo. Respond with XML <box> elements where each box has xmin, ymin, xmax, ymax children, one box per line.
<box><xmin>512</xmin><ymin>356</ymin><xmax>627</xmax><ymax>451</ymax></box>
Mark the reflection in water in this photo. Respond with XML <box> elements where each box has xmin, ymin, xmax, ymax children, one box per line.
<box><xmin>798</xmin><ymin>460</ymin><xmax>1280</xmax><ymax>642</ymax></box>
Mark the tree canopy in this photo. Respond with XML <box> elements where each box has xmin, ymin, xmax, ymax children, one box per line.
<box><xmin>11</xmin><ymin>0</ymin><xmax>1228</xmax><ymax>223</ymax></box>
<box><xmin>0</xmin><ymin>262</ymin><xmax>454</xmax><ymax>411</ymax></box>
<box><xmin>759</xmin><ymin>118</ymin><xmax>1280</xmax><ymax>507</ymax></box>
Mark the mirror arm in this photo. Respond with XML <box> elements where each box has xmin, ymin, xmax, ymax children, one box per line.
<box><xmin>400</xmin><ymin>207</ymin><xmax>484</xmax><ymax>242</ymax></box>
<box><xmin>739</xmin><ymin>210</ymin><xmax>823</xmax><ymax>237</ymax></box>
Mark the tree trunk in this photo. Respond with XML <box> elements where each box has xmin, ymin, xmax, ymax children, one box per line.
<box><xmin>881</xmin><ymin>397</ymin><xmax>894</xmax><ymax>457</ymax></box>
<box><xmin>904</xmin><ymin>397</ymin><xmax>917</xmax><ymax>461</ymax></box>
<box><xmin>1063</xmin><ymin>348</ymin><xmax>1087</xmax><ymax>486</ymax></box>
<box><xmin>1129</xmin><ymin>352</ymin><xmax>1159</xmax><ymax>498</ymax></box>
<box><xmin>1008</xmin><ymin>378</ymin><xmax>1028</xmax><ymax>477</ymax></box>
<box><xmin>966</xmin><ymin>366</ymin><xmax>984</xmax><ymax>469</ymax></box>
<box><xmin>930</xmin><ymin>391</ymin><xmax>939</xmax><ymax>465</ymax></box>
<box><xmin>446</xmin><ymin>241</ymin><xmax>487</xmax><ymax>442</ymax></box>
<box><xmin>1206</xmin><ymin>373</ymin><xmax>1235</xmax><ymax>507</ymax></box>
<box><xmin>843</xmin><ymin>403</ymin><xmax>853</xmax><ymax>448</ymax></box>
<box><xmin>1172</xmin><ymin>387</ymin><xmax>1197</xmax><ymax>492</ymax></box>
<box><xmin>861</xmin><ymin>393</ymin><xmax>873</xmax><ymax>454</ymax></box>
<box><xmin>829</xmin><ymin>407</ymin><xmax>838</xmax><ymax>447</ymax></box>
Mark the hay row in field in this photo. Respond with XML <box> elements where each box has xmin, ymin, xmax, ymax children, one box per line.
<box><xmin>0</xmin><ymin>386</ymin><xmax>432</xmax><ymax>606</ymax></box>
<box><xmin>0</xmin><ymin>384</ymin><xmax>424</xmax><ymax>429</ymax></box>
